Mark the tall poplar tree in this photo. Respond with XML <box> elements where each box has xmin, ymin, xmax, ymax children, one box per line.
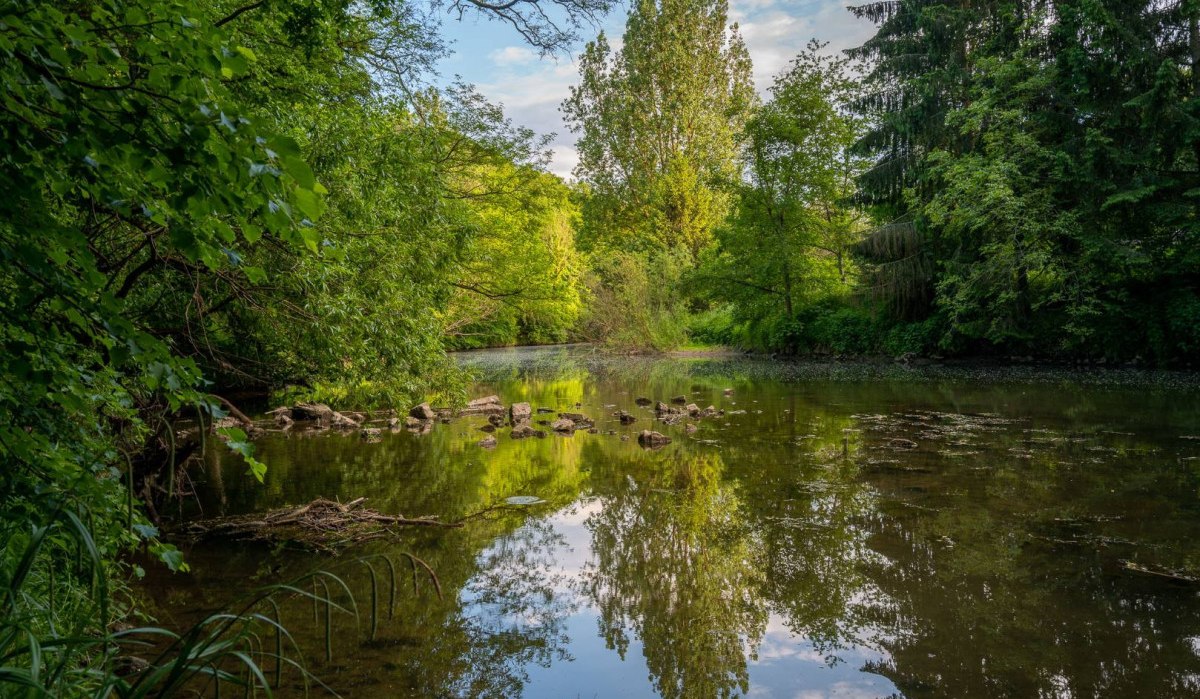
<box><xmin>562</xmin><ymin>0</ymin><xmax>754</xmax><ymax>261</ymax></box>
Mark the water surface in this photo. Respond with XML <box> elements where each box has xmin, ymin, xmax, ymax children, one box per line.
<box><xmin>145</xmin><ymin>347</ymin><xmax>1200</xmax><ymax>698</ymax></box>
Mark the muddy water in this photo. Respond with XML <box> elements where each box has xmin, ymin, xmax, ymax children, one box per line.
<box><xmin>143</xmin><ymin>347</ymin><xmax>1200</xmax><ymax>698</ymax></box>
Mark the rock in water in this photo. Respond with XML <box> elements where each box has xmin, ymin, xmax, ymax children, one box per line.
<box><xmin>409</xmin><ymin>402</ymin><xmax>435</xmax><ymax>420</ymax></box>
<box><xmin>686</xmin><ymin>403</ymin><xmax>701</xmax><ymax>417</ymax></box>
<box><xmin>551</xmin><ymin>418</ymin><xmax>576</xmax><ymax>433</ymax></box>
<box><xmin>615</xmin><ymin>410</ymin><xmax>637</xmax><ymax>424</ymax></box>
<box><xmin>479</xmin><ymin>423</ymin><xmax>496</xmax><ymax>433</ymax></box>
<box><xmin>635</xmin><ymin>397</ymin><xmax>652</xmax><ymax>406</ymax></box>
<box><xmin>360</xmin><ymin>428</ymin><xmax>383</xmax><ymax>442</ymax></box>
<box><xmin>478</xmin><ymin>435</ymin><xmax>497</xmax><ymax>448</ymax></box>
<box><xmin>671</xmin><ymin>395</ymin><xmax>687</xmax><ymax>404</ymax></box>
<box><xmin>637</xmin><ymin>430</ymin><xmax>672</xmax><ymax>448</ymax></box>
<box><xmin>511</xmin><ymin>424</ymin><xmax>545</xmax><ymax>439</ymax></box>
<box><xmin>510</xmin><ymin>402</ymin><xmax>532</xmax><ymax>425</ymax></box>
<box><xmin>685</xmin><ymin>424</ymin><xmax>698</xmax><ymax>434</ymax></box>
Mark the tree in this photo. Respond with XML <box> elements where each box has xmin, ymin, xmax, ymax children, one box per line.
<box><xmin>703</xmin><ymin>42</ymin><xmax>868</xmax><ymax>350</ymax></box>
<box><xmin>562</xmin><ymin>0</ymin><xmax>754</xmax><ymax>261</ymax></box>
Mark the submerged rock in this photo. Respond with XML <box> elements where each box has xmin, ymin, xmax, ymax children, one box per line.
<box><xmin>478</xmin><ymin>435</ymin><xmax>497</xmax><ymax>448</ymax></box>
<box><xmin>685</xmin><ymin>424</ymin><xmax>698</xmax><ymax>434</ymax></box>
<box><xmin>461</xmin><ymin>395</ymin><xmax>505</xmax><ymax>416</ymax></box>
<box><xmin>615</xmin><ymin>410</ymin><xmax>637</xmax><ymax>424</ymax></box>
<box><xmin>638</xmin><ymin>430</ymin><xmax>672</xmax><ymax>448</ymax></box>
<box><xmin>671</xmin><ymin>395</ymin><xmax>687</xmax><ymax>404</ymax></box>
<box><xmin>409</xmin><ymin>402</ymin><xmax>435</xmax><ymax>420</ymax></box>
<box><xmin>635</xmin><ymin>397</ymin><xmax>652</xmax><ymax>406</ymax></box>
<box><xmin>479</xmin><ymin>423</ymin><xmax>496</xmax><ymax>433</ymax></box>
<box><xmin>537</xmin><ymin>407</ymin><xmax>555</xmax><ymax>414</ymax></box>
<box><xmin>360</xmin><ymin>428</ymin><xmax>383</xmax><ymax>442</ymax></box>
<box><xmin>511</xmin><ymin>423</ymin><xmax>546</xmax><ymax>439</ymax></box>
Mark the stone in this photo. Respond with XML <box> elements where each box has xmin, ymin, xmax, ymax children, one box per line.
<box><xmin>637</xmin><ymin>430</ymin><xmax>672</xmax><ymax>448</ymax></box>
<box><xmin>461</xmin><ymin>395</ymin><xmax>505</xmax><ymax>416</ymax></box>
<box><xmin>635</xmin><ymin>397</ymin><xmax>652</xmax><ymax>406</ymax></box>
<box><xmin>537</xmin><ymin>407</ymin><xmax>555</xmax><ymax>414</ymax></box>
<box><xmin>409</xmin><ymin>402</ymin><xmax>435</xmax><ymax>420</ymax></box>
<box><xmin>479</xmin><ymin>423</ymin><xmax>496</xmax><ymax>433</ymax></box>
<box><xmin>360</xmin><ymin>428</ymin><xmax>383</xmax><ymax>442</ymax></box>
<box><xmin>511</xmin><ymin>424</ymin><xmax>546</xmax><ymax>439</ymax></box>
<box><xmin>615</xmin><ymin>410</ymin><xmax>637</xmax><ymax>424</ymax></box>
<box><xmin>722</xmin><ymin>388</ymin><xmax>734</xmax><ymax>395</ymax></box>
<box><xmin>551</xmin><ymin>418</ymin><xmax>576</xmax><ymax>433</ymax></box>
<box><xmin>404</xmin><ymin>416</ymin><xmax>424</xmax><ymax>429</ymax></box>
<box><xmin>488</xmin><ymin>414</ymin><xmax>505</xmax><ymax>427</ymax></box>
<box><xmin>686</xmin><ymin>403</ymin><xmax>701</xmax><ymax>417</ymax></box>
<box><xmin>671</xmin><ymin>395</ymin><xmax>687</xmax><ymax>404</ymax></box>
<box><xmin>685</xmin><ymin>423</ymin><xmax>698</xmax><ymax>434</ymax></box>
<box><xmin>510</xmin><ymin>402</ymin><xmax>532</xmax><ymax>425</ymax></box>
<box><xmin>478</xmin><ymin>435</ymin><xmax>497</xmax><ymax>448</ymax></box>
<box><xmin>558</xmin><ymin>412</ymin><xmax>593</xmax><ymax>427</ymax></box>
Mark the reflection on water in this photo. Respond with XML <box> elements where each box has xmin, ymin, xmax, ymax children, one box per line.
<box><xmin>141</xmin><ymin>347</ymin><xmax>1200</xmax><ymax>698</ymax></box>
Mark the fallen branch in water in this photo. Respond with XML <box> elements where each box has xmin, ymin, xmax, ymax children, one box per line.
<box><xmin>184</xmin><ymin>497</ymin><xmax>464</xmax><ymax>551</ymax></box>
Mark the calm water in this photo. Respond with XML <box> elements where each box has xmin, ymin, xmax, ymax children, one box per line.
<box><xmin>143</xmin><ymin>347</ymin><xmax>1200</xmax><ymax>698</ymax></box>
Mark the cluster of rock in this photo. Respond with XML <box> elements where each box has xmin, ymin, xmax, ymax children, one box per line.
<box><xmin>258</xmin><ymin>386</ymin><xmax>739</xmax><ymax>451</ymax></box>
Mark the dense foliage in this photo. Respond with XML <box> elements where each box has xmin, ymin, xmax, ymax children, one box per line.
<box><xmin>0</xmin><ymin>0</ymin><xmax>598</xmax><ymax>692</ymax></box>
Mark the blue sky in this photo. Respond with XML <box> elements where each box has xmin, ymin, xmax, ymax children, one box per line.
<box><xmin>432</xmin><ymin>0</ymin><xmax>877</xmax><ymax>179</ymax></box>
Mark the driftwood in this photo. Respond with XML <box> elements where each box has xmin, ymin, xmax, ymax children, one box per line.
<box><xmin>184</xmin><ymin>497</ymin><xmax>465</xmax><ymax>551</ymax></box>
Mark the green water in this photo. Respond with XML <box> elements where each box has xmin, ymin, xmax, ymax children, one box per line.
<box><xmin>143</xmin><ymin>347</ymin><xmax>1200</xmax><ymax>698</ymax></box>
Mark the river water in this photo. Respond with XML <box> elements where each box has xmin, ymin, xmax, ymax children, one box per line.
<box><xmin>145</xmin><ymin>346</ymin><xmax>1200</xmax><ymax>698</ymax></box>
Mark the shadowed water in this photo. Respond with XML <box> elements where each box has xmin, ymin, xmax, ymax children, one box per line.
<box><xmin>142</xmin><ymin>347</ymin><xmax>1200</xmax><ymax>698</ymax></box>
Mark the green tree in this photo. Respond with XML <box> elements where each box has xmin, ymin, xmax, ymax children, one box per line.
<box><xmin>702</xmin><ymin>42</ymin><xmax>869</xmax><ymax>351</ymax></box>
<box><xmin>563</xmin><ymin>0</ymin><xmax>754</xmax><ymax>261</ymax></box>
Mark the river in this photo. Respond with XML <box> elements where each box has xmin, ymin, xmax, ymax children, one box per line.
<box><xmin>141</xmin><ymin>346</ymin><xmax>1200</xmax><ymax>698</ymax></box>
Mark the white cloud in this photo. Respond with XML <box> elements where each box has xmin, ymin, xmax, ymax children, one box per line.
<box><xmin>488</xmin><ymin>45</ymin><xmax>537</xmax><ymax>66</ymax></box>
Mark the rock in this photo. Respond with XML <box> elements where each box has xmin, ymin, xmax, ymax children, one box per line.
<box><xmin>360</xmin><ymin>428</ymin><xmax>383</xmax><ymax>442</ymax></box>
<box><xmin>887</xmin><ymin>438</ymin><xmax>918</xmax><ymax>449</ymax></box>
<box><xmin>461</xmin><ymin>395</ymin><xmax>505</xmax><ymax>416</ymax></box>
<box><xmin>637</xmin><ymin>430</ymin><xmax>672</xmax><ymax>448</ymax></box>
<box><xmin>537</xmin><ymin>407</ymin><xmax>555</xmax><ymax>414</ymax></box>
<box><xmin>551</xmin><ymin>418</ymin><xmax>576</xmax><ymax>433</ymax></box>
<box><xmin>292</xmin><ymin>403</ymin><xmax>335</xmax><ymax>422</ymax></box>
<box><xmin>387</xmin><ymin>417</ymin><xmax>401</xmax><ymax>429</ymax></box>
<box><xmin>670</xmin><ymin>395</ymin><xmax>687</xmax><ymax>404</ymax></box>
<box><xmin>275</xmin><ymin>413</ymin><xmax>294</xmax><ymax>428</ymax></box>
<box><xmin>722</xmin><ymin>388</ymin><xmax>734</xmax><ymax>395</ymax></box>
<box><xmin>588</xmin><ymin>428</ymin><xmax>599</xmax><ymax>434</ymax></box>
<box><xmin>615</xmin><ymin>411</ymin><xmax>637</xmax><ymax>424</ymax></box>
<box><xmin>511</xmin><ymin>424</ymin><xmax>546</xmax><ymax>439</ymax></box>
<box><xmin>635</xmin><ymin>397</ymin><xmax>652</xmax><ymax>406</ymax></box>
<box><xmin>702</xmin><ymin>405</ymin><xmax>719</xmax><ymax>417</ymax></box>
<box><xmin>510</xmin><ymin>402</ymin><xmax>532</xmax><ymax>425</ymax></box>
<box><xmin>478</xmin><ymin>435</ymin><xmax>497</xmax><ymax>448</ymax></box>
<box><xmin>620</xmin><ymin>435</ymin><xmax>630</xmax><ymax>441</ymax></box>
<box><xmin>479</xmin><ymin>423</ymin><xmax>496</xmax><ymax>433</ymax></box>
<box><xmin>328</xmin><ymin>410</ymin><xmax>359</xmax><ymax>429</ymax></box>
<box><xmin>685</xmin><ymin>403</ymin><xmax>701</xmax><ymax>417</ymax></box>
<box><xmin>488</xmin><ymin>414</ymin><xmax>505</xmax><ymax>427</ymax></box>
<box><xmin>558</xmin><ymin>412</ymin><xmax>593</xmax><ymax>427</ymax></box>
<box><xmin>685</xmin><ymin>423</ymin><xmax>698</xmax><ymax>434</ymax></box>
<box><xmin>410</xmin><ymin>403</ymin><xmax>435</xmax><ymax>420</ymax></box>
<box><xmin>404</xmin><ymin>416</ymin><xmax>424</xmax><ymax>429</ymax></box>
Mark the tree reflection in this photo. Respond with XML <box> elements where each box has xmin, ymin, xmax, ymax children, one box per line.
<box><xmin>579</xmin><ymin>449</ymin><xmax>769</xmax><ymax>698</ymax></box>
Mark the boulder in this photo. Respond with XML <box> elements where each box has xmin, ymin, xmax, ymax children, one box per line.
<box><xmin>478</xmin><ymin>435</ymin><xmax>498</xmax><ymax>448</ymax></box>
<box><xmin>685</xmin><ymin>423</ymin><xmax>698</xmax><ymax>434</ymax></box>
<box><xmin>292</xmin><ymin>403</ymin><xmax>335</xmax><ymax>422</ymax></box>
<box><xmin>615</xmin><ymin>410</ymin><xmax>637</xmax><ymax>424</ymax></box>
<box><xmin>686</xmin><ymin>403</ymin><xmax>701</xmax><ymax>417</ymax></box>
<box><xmin>488</xmin><ymin>414</ymin><xmax>505</xmax><ymax>427</ymax></box>
<box><xmin>403</xmin><ymin>416</ymin><xmax>424</xmax><ymax>429</ymax></box>
<box><xmin>275</xmin><ymin>412</ymin><xmax>294</xmax><ymax>428</ymax></box>
<box><xmin>409</xmin><ymin>402</ymin><xmax>435</xmax><ymax>420</ymax></box>
<box><xmin>551</xmin><ymin>418</ymin><xmax>576</xmax><ymax>433</ymax></box>
<box><xmin>479</xmin><ymin>423</ymin><xmax>496</xmax><ymax>433</ymax></box>
<box><xmin>635</xmin><ymin>397</ymin><xmax>652</xmax><ymax>406</ymax></box>
<box><xmin>510</xmin><ymin>402</ymin><xmax>532</xmax><ymax>425</ymax></box>
<box><xmin>670</xmin><ymin>395</ymin><xmax>687</xmax><ymax>404</ymax></box>
<box><xmin>722</xmin><ymin>388</ymin><xmax>734</xmax><ymax>396</ymax></box>
<box><xmin>637</xmin><ymin>430</ymin><xmax>672</xmax><ymax>448</ymax></box>
<box><xmin>468</xmin><ymin>395</ymin><xmax>501</xmax><ymax>408</ymax></box>
<box><xmin>328</xmin><ymin>411</ymin><xmax>359</xmax><ymax>429</ymax></box>
<box><xmin>360</xmin><ymin>428</ymin><xmax>383</xmax><ymax>442</ymax></box>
